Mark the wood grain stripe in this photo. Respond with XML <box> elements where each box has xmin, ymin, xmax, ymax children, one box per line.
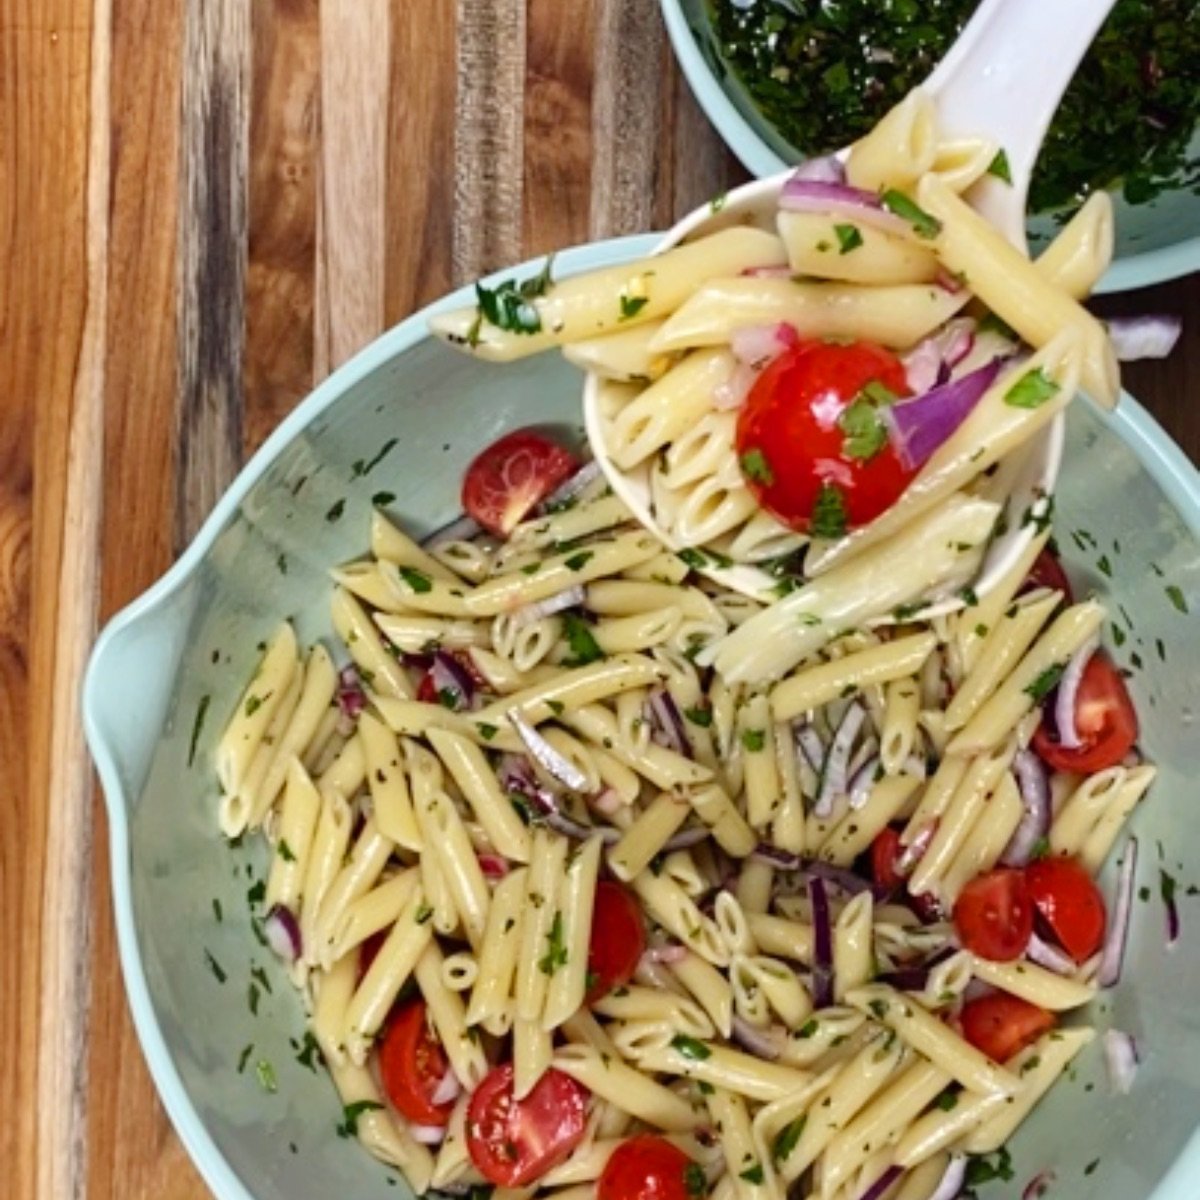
<box><xmin>176</xmin><ymin>0</ymin><xmax>251</xmax><ymax>549</ymax></box>
<box><xmin>590</xmin><ymin>0</ymin><xmax>667</xmax><ymax>239</ymax></box>
<box><xmin>453</xmin><ymin>0</ymin><xmax>526</xmax><ymax>279</ymax></box>
<box><xmin>316</xmin><ymin>0</ymin><xmax>390</xmax><ymax>372</ymax></box>
<box><xmin>244</xmin><ymin>0</ymin><xmax>320</xmax><ymax>452</ymax></box>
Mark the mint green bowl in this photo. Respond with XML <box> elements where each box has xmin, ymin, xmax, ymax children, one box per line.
<box><xmin>661</xmin><ymin>0</ymin><xmax>1200</xmax><ymax>294</ymax></box>
<box><xmin>84</xmin><ymin>236</ymin><xmax>1200</xmax><ymax>1200</ymax></box>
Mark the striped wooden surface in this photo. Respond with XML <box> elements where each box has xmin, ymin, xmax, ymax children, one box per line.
<box><xmin>2</xmin><ymin>1</ymin><xmax>1197</xmax><ymax>1196</ymax></box>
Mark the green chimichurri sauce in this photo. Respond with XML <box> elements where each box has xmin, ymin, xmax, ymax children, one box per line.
<box><xmin>709</xmin><ymin>0</ymin><xmax>1200</xmax><ymax>215</ymax></box>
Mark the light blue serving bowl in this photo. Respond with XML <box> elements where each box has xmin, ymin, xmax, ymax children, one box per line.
<box><xmin>85</xmin><ymin>236</ymin><xmax>1200</xmax><ymax>1200</ymax></box>
<box><xmin>661</xmin><ymin>0</ymin><xmax>1200</xmax><ymax>294</ymax></box>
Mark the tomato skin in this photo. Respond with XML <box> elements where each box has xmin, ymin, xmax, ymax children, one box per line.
<box><xmin>598</xmin><ymin>1135</ymin><xmax>696</xmax><ymax>1200</ymax></box>
<box><xmin>586</xmin><ymin>881</ymin><xmax>646</xmax><ymax>1003</ymax></box>
<box><xmin>960</xmin><ymin>994</ymin><xmax>1055</xmax><ymax>1062</ymax></box>
<box><xmin>466</xmin><ymin>1064</ymin><xmax>589</xmax><ymax>1187</ymax></box>
<box><xmin>1025</xmin><ymin>547</ymin><xmax>1074</xmax><ymax>601</ymax></box>
<box><xmin>953</xmin><ymin>868</ymin><xmax>1034</xmax><ymax>962</ymax></box>
<box><xmin>1025</xmin><ymin>856</ymin><xmax>1107</xmax><ymax>963</ymax></box>
<box><xmin>461</xmin><ymin>430</ymin><xmax>579</xmax><ymax>538</ymax></box>
<box><xmin>870</xmin><ymin>827</ymin><xmax>941</xmax><ymax>922</ymax></box>
<box><xmin>377</xmin><ymin>1001</ymin><xmax>453</xmax><ymax>1127</ymax></box>
<box><xmin>734</xmin><ymin>340</ymin><xmax>914</xmax><ymax>534</ymax></box>
<box><xmin>1032</xmin><ymin>652</ymin><xmax>1138</xmax><ymax>774</ymax></box>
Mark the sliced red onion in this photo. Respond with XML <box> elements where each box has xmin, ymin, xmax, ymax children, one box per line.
<box><xmin>713</xmin><ymin>361</ymin><xmax>758</xmax><ymax>411</ymax></box>
<box><xmin>791</xmin><ymin>154</ymin><xmax>846</xmax><ymax>185</ymax></box>
<box><xmin>1001</xmin><ymin>750</ymin><xmax>1051</xmax><ymax>867</ymax></box>
<box><xmin>814</xmin><ymin>701</ymin><xmax>865</xmax><ymax>819</ymax></box>
<box><xmin>731</xmin><ymin>1016</ymin><xmax>785</xmax><ymax>1060</ymax></box>
<box><xmin>646</xmin><ymin>689</ymin><xmax>692</xmax><ymax>758</ymax></box>
<box><xmin>730</xmin><ymin>322</ymin><xmax>799</xmax><ymax>368</ymax></box>
<box><xmin>901</xmin><ymin>318</ymin><xmax>977</xmax><ymax>394</ymax></box>
<box><xmin>809</xmin><ymin>876</ymin><xmax>833</xmax><ymax>1009</ymax></box>
<box><xmin>1027</xmin><ymin>931</ymin><xmax>1076</xmax><ymax>975</ymax></box>
<box><xmin>1106</xmin><ymin>314</ymin><xmax>1182</xmax><ymax>362</ymax></box>
<box><xmin>642</xmin><ymin>942</ymin><xmax>688</xmax><ymax>966</ymax></box>
<box><xmin>1104</xmin><ymin>1028</ymin><xmax>1140</xmax><ymax>1095</ymax></box>
<box><xmin>928</xmin><ymin>1154</ymin><xmax>967</xmax><ymax>1200</ymax></box>
<box><xmin>508</xmin><ymin>708</ymin><xmax>589</xmax><ymax>791</ymax></box>
<box><xmin>794</xmin><ymin>722</ymin><xmax>827</xmax><ymax>775</ymax></box>
<box><xmin>549</xmin><ymin>810</ymin><xmax>621</xmax><ymax>844</ymax></box>
<box><xmin>856</xmin><ymin>1164</ymin><xmax>903</xmax><ymax>1200</ymax></box>
<box><xmin>422</xmin><ymin>513</ymin><xmax>482</xmax><ymax>549</ymax></box>
<box><xmin>538</xmin><ymin>460</ymin><xmax>600</xmax><ymax>513</ymax></box>
<box><xmin>264</xmin><ymin>904</ymin><xmax>302</xmax><ymax>963</ymax></box>
<box><xmin>881</xmin><ymin>359</ymin><xmax>1003</xmax><ymax>472</ymax></box>
<box><xmin>896</xmin><ymin>822</ymin><xmax>935</xmax><ymax>875</ymax></box>
<box><xmin>741</xmin><ymin>264</ymin><xmax>795</xmax><ymax>279</ymax></box>
<box><xmin>478</xmin><ymin>853</ymin><xmax>509</xmax><ymax>880</ymax></box>
<box><xmin>848</xmin><ymin>755</ymin><xmax>882</xmax><ymax>811</ymax></box>
<box><xmin>1098</xmin><ymin>837</ymin><xmax>1137</xmax><ymax>987</ymax></box>
<box><xmin>428</xmin><ymin>650</ymin><xmax>475</xmax><ymax>712</ymax></box>
<box><xmin>662</xmin><ymin>825</ymin><xmax>711</xmax><ymax>853</ymax></box>
<box><xmin>935</xmin><ymin>265</ymin><xmax>967</xmax><ymax>294</ymax></box>
<box><xmin>1023</xmin><ymin>1169</ymin><xmax>1057</xmax><ymax>1200</ymax></box>
<box><xmin>1054</xmin><ymin>635</ymin><xmax>1099</xmax><ymax>750</ymax></box>
<box><xmin>409</xmin><ymin>1123</ymin><xmax>448</xmax><ymax>1146</ymax></box>
<box><xmin>779</xmin><ymin>178</ymin><xmax>911</xmax><ymax>237</ymax></box>
<box><xmin>337</xmin><ymin>664</ymin><xmax>367</xmax><ymax>726</ymax></box>
<box><xmin>511</xmin><ymin>584</ymin><xmax>586</xmax><ymax>630</ymax></box>
<box><xmin>429</xmin><ymin>1068</ymin><xmax>462</xmax><ymax>1107</ymax></box>
<box><xmin>500</xmin><ymin>748</ymin><xmax>622</xmax><ymax>843</ymax></box>
<box><xmin>847</xmin><ymin>734</ymin><xmax>880</xmax><ymax>782</ymax></box>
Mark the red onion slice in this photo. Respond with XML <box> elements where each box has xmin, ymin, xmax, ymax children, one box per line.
<box><xmin>713</xmin><ymin>361</ymin><xmax>758</xmax><ymax>411</ymax></box>
<box><xmin>780</xmin><ymin>178</ymin><xmax>911</xmax><ymax>237</ymax></box>
<box><xmin>1023</xmin><ymin>1169</ymin><xmax>1057</xmax><ymax>1200</ymax></box>
<box><xmin>1001</xmin><ymin>750</ymin><xmax>1051</xmax><ymax>867</ymax></box>
<box><xmin>730</xmin><ymin>322</ymin><xmax>799</xmax><ymax>368</ymax></box>
<box><xmin>848</xmin><ymin>755</ymin><xmax>882</xmax><ymax>811</ymax></box>
<box><xmin>511</xmin><ymin>584</ymin><xmax>586</xmax><ymax>630</ymax></box>
<box><xmin>1103</xmin><ymin>1028</ymin><xmax>1140</xmax><ymax>1095</ymax></box>
<box><xmin>1098</xmin><ymin>837</ymin><xmax>1138</xmax><ymax>987</ymax></box>
<box><xmin>928</xmin><ymin>1155</ymin><xmax>967</xmax><ymax>1200</ymax></box>
<box><xmin>538</xmin><ymin>460</ymin><xmax>601</xmax><ymax>513</ymax></box>
<box><xmin>264</xmin><ymin>904</ymin><xmax>303</xmax><ymax>963</ymax></box>
<box><xmin>1106</xmin><ymin>314</ymin><xmax>1182</xmax><ymax>362</ymax></box>
<box><xmin>814</xmin><ymin>701</ymin><xmax>865</xmax><ymax>819</ymax></box>
<box><xmin>896</xmin><ymin>822</ymin><xmax>935</xmax><ymax>875</ymax></box>
<box><xmin>337</xmin><ymin>664</ymin><xmax>367</xmax><ymax>726</ymax></box>
<box><xmin>508</xmin><ymin>708</ymin><xmax>589</xmax><ymax>792</ymax></box>
<box><xmin>646</xmin><ymin>689</ymin><xmax>692</xmax><ymax>758</ymax></box>
<box><xmin>731</xmin><ymin>1016</ymin><xmax>785</xmax><ymax>1061</ymax></box>
<box><xmin>1027</xmin><ymin>931</ymin><xmax>1076</xmax><ymax>975</ymax></box>
<box><xmin>791</xmin><ymin>154</ymin><xmax>847</xmax><ymax>185</ymax></box>
<box><xmin>429</xmin><ymin>1068</ymin><xmax>462</xmax><ymax>1107</ymax></box>
<box><xmin>809</xmin><ymin>876</ymin><xmax>833</xmax><ymax>1009</ymax></box>
<box><xmin>1054</xmin><ymin>635</ymin><xmax>1099</xmax><ymax>750</ymax></box>
<box><xmin>409</xmin><ymin>1123</ymin><xmax>448</xmax><ymax>1145</ymax></box>
<box><xmin>429</xmin><ymin>650</ymin><xmax>476</xmax><ymax>711</ymax></box>
<box><xmin>794</xmin><ymin>723</ymin><xmax>827</xmax><ymax>776</ymax></box>
<box><xmin>478</xmin><ymin>853</ymin><xmax>509</xmax><ymax>880</ymax></box>
<box><xmin>856</xmin><ymin>1164</ymin><xmax>903</xmax><ymax>1200</ymax></box>
<box><xmin>881</xmin><ymin>359</ymin><xmax>1003</xmax><ymax>472</ymax></box>
<box><xmin>662</xmin><ymin>825</ymin><xmax>711</xmax><ymax>853</ymax></box>
<box><xmin>901</xmin><ymin>318</ymin><xmax>977</xmax><ymax>394</ymax></box>
<box><xmin>641</xmin><ymin>941</ymin><xmax>688</xmax><ymax>966</ymax></box>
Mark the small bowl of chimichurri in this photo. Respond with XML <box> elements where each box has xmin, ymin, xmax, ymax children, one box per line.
<box><xmin>661</xmin><ymin>0</ymin><xmax>1200</xmax><ymax>292</ymax></box>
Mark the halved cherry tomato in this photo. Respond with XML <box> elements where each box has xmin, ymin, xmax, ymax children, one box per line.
<box><xmin>1025</xmin><ymin>856</ymin><xmax>1107</xmax><ymax>963</ymax></box>
<box><xmin>953</xmin><ymin>868</ymin><xmax>1034</xmax><ymax>962</ymax></box>
<box><xmin>1025</xmin><ymin>546</ymin><xmax>1074</xmax><ymax>601</ymax></box>
<box><xmin>1032</xmin><ymin>651</ymin><xmax>1138</xmax><ymax>774</ymax></box>
<box><xmin>466</xmin><ymin>1063</ymin><xmax>589</xmax><ymax>1187</ymax></box>
<box><xmin>586</xmin><ymin>880</ymin><xmax>646</xmax><ymax>1003</ymax></box>
<box><xmin>960</xmin><ymin>994</ymin><xmax>1055</xmax><ymax>1063</ymax></box>
<box><xmin>598</xmin><ymin>1134</ymin><xmax>698</xmax><ymax>1200</ymax></box>
<box><xmin>869</xmin><ymin>827</ymin><xmax>941</xmax><ymax>922</ymax></box>
<box><xmin>462</xmin><ymin>429</ymin><xmax>579</xmax><ymax>538</ymax></box>
<box><xmin>378</xmin><ymin>1000</ymin><xmax>453</xmax><ymax>1127</ymax></box>
<box><xmin>735</xmin><ymin>340</ymin><xmax>914</xmax><ymax>535</ymax></box>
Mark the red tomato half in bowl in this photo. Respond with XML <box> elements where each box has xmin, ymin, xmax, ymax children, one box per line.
<box><xmin>466</xmin><ymin>1064</ymin><xmax>589</xmax><ymax>1187</ymax></box>
<box><xmin>1032</xmin><ymin>651</ymin><xmax>1138</xmax><ymax>773</ymax></box>
<box><xmin>598</xmin><ymin>1135</ymin><xmax>699</xmax><ymax>1200</ymax></box>
<box><xmin>585</xmin><ymin>880</ymin><xmax>646</xmax><ymax>1002</ymax></box>
<box><xmin>461</xmin><ymin>429</ymin><xmax>579</xmax><ymax>537</ymax></box>
<box><xmin>960</xmin><ymin>994</ymin><xmax>1055</xmax><ymax>1063</ymax></box>
<box><xmin>953</xmin><ymin>868</ymin><xmax>1034</xmax><ymax>962</ymax></box>
<box><xmin>377</xmin><ymin>1000</ymin><xmax>453</xmax><ymax>1126</ymax></box>
<box><xmin>1025</xmin><ymin>856</ymin><xmax>1107</xmax><ymax>963</ymax></box>
<box><xmin>734</xmin><ymin>340</ymin><xmax>914</xmax><ymax>536</ymax></box>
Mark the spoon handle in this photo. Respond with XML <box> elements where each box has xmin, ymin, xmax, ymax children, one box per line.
<box><xmin>924</xmin><ymin>0</ymin><xmax>1118</xmax><ymax>245</ymax></box>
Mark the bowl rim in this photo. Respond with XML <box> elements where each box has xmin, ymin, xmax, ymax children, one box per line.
<box><xmin>84</xmin><ymin>233</ymin><xmax>1200</xmax><ymax>1200</ymax></box>
<box><xmin>658</xmin><ymin>0</ymin><xmax>1200</xmax><ymax>295</ymax></box>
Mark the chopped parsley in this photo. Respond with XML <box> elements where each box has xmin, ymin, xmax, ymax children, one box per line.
<box><xmin>740</xmin><ymin>447</ymin><xmax>775</xmax><ymax>485</ymax></box>
<box><xmin>562</xmin><ymin>612</ymin><xmax>605</xmax><ymax>666</ymax></box>
<box><xmin>415</xmin><ymin>902</ymin><xmax>434</xmax><ymax>924</ymax></box>
<box><xmin>188</xmin><ymin>694</ymin><xmax>211</xmax><ymax>767</ymax></box>
<box><xmin>987</xmin><ymin>148</ymin><xmax>1013</xmax><ymax>183</ymax></box>
<box><xmin>277</xmin><ymin>838</ymin><xmax>296</xmax><ymax>863</ymax></box>
<box><xmin>958</xmin><ymin>585</ymin><xmax>979</xmax><ymax>607</ymax></box>
<box><xmin>1024</xmin><ymin>663</ymin><xmax>1065</xmax><ymax>702</ymax></box>
<box><xmin>809</xmin><ymin>482</ymin><xmax>848</xmax><ymax>540</ymax></box>
<box><xmin>352</xmin><ymin>438</ymin><xmax>399</xmax><ymax>478</ymax></box>
<box><xmin>476</xmin><ymin>722</ymin><xmax>498</xmax><ymax>741</ymax></box>
<box><xmin>684</xmin><ymin>1162</ymin><xmax>707</xmax><ymax>1197</ymax></box>
<box><xmin>1030</xmin><ymin>835</ymin><xmax>1052</xmax><ymax>861</ymax></box>
<box><xmin>371</xmin><ymin>491</ymin><xmax>396</xmax><ymax>507</ymax></box>
<box><xmin>935</xmin><ymin>1090</ymin><xmax>959</xmax><ymax>1111</ymax></box>
<box><xmin>336</xmin><ymin>1099</ymin><xmax>384</xmax><ymax>1137</ymax></box>
<box><xmin>236</xmin><ymin>1043</ymin><xmax>254</xmax><ymax>1073</ymax></box>
<box><xmin>797</xmin><ymin>1018</ymin><xmax>819</xmax><ymax>1038</ymax></box>
<box><xmin>295</xmin><ymin>1030</ymin><xmax>323</xmax><ymax>1071</ymax></box>
<box><xmin>965</xmin><ymin>1148</ymin><xmax>1014</xmax><ymax>1186</ymax></box>
<box><xmin>563</xmin><ymin>550</ymin><xmax>594</xmax><ymax>572</ymax></box>
<box><xmin>619</xmin><ymin>294</ymin><xmax>650</xmax><ymax>321</ymax></box>
<box><xmin>834</xmin><ymin>222</ymin><xmax>863</xmax><ymax>254</ymax></box>
<box><xmin>741</xmin><ymin>728</ymin><xmax>766</xmax><ymax>752</ymax></box>
<box><xmin>881</xmin><ymin>188</ymin><xmax>942</xmax><ymax>238</ymax></box>
<box><xmin>546</xmin><ymin>699</ymin><xmax>565</xmax><ymax>715</ymax></box>
<box><xmin>325</xmin><ymin>498</ymin><xmax>346</xmax><ymax>522</ymax></box>
<box><xmin>1166</xmin><ymin>584</ymin><xmax>1189</xmax><ymax>614</ymax></box>
<box><xmin>473</xmin><ymin>257</ymin><xmax>555</xmax><ymax>336</ymax></box>
<box><xmin>709</xmin><ymin>191</ymin><xmax>727</xmax><ymax>213</ymax></box>
<box><xmin>397</xmin><ymin>566</ymin><xmax>433</xmax><ymax>594</ymax></box>
<box><xmin>683</xmin><ymin>705</ymin><xmax>713</xmax><ymax>728</ymax></box>
<box><xmin>244</xmin><ymin>694</ymin><xmax>264</xmax><ymax>717</ymax></box>
<box><xmin>538</xmin><ymin>911</ymin><xmax>569</xmax><ymax>976</ymax></box>
<box><xmin>773</xmin><ymin>1117</ymin><xmax>806</xmax><ymax>1162</ymax></box>
<box><xmin>1004</xmin><ymin>367</ymin><xmax>1061</xmax><ymax>409</ymax></box>
<box><xmin>739</xmin><ymin>1163</ymin><xmax>765</xmax><ymax>1185</ymax></box>
<box><xmin>670</xmin><ymin>1034</ymin><xmax>711</xmax><ymax>1060</ymax></box>
<box><xmin>838</xmin><ymin>396</ymin><xmax>889</xmax><ymax>461</ymax></box>
<box><xmin>254</xmin><ymin>1059</ymin><xmax>278</xmax><ymax>1094</ymax></box>
<box><xmin>204</xmin><ymin>949</ymin><xmax>227</xmax><ymax>984</ymax></box>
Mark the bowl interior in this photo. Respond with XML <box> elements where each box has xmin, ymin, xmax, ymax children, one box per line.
<box><xmin>667</xmin><ymin>0</ymin><xmax>1200</xmax><ymax>292</ymax></box>
<box><xmin>91</xmin><ymin>248</ymin><xmax>1200</xmax><ymax>1200</ymax></box>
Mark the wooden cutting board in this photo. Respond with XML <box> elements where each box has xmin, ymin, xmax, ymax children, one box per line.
<box><xmin>2</xmin><ymin>2</ymin><xmax>1197</xmax><ymax>1197</ymax></box>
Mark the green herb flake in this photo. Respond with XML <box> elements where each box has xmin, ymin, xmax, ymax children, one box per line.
<box><xmin>834</xmin><ymin>222</ymin><xmax>864</xmax><ymax>254</ymax></box>
<box><xmin>684</xmin><ymin>1162</ymin><xmax>707</xmax><ymax>1197</ymax></box>
<box><xmin>1166</xmin><ymin>585</ymin><xmax>1189</xmax><ymax>614</ymax></box>
<box><xmin>296</xmin><ymin>1031</ymin><xmax>323</xmax><ymax>1071</ymax></box>
<box><xmin>739</xmin><ymin>1163</ymin><xmax>765</xmax><ymax>1185</ymax></box>
<box><xmin>476</xmin><ymin>722</ymin><xmax>499</xmax><ymax>741</ymax></box>
<box><xmin>1085</xmin><ymin>1159</ymin><xmax>1101</xmax><ymax>1177</ymax></box>
<box><xmin>1004</xmin><ymin>367</ymin><xmax>1061</xmax><ymax>410</ymax></box>
<box><xmin>277</xmin><ymin>838</ymin><xmax>296</xmax><ymax>863</ymax></box>
<box><xmin>371</xmin><ymin>491</ymin><xmax>396</xmax><ymax>507</ymax></box>
<box><xmin>881</xmin><ymin>188</ymin><xmax>942</xmax><ymax>238</ymax></box>
<box><xmin>563</xmin><ymin>551</ymin><xmax>594</xmax><ymax>572</ymax></box>
<box><xmin>336</xmin><ymin>1099</ymin><xmax>384</xmax><ymax>1138</ymax></box>
<box><xmin>1097</xmin><ymin>554</ymin><xmax>1113</xmax><ymax>577</ymax></box>
<box><xmin>1030</xmin><ymin>836</ymin><xmax>1052</xmax><ymax>861</ymax></box>
<box><xmin>678</xmin><ymin>548</ymin><xmax>708</xmax><ymax>570</ymax></box>
<box><xmin>740</xmin><ymin>447</ymin><xmax>775</xmax><ymax>485</ymax></box>
<box><xmin>773</xmin><ymin>1116</ymin><xmax>806</xmax><ymax>1162</ymax></box>
<box><xmin>987</xmin><ymin>148</ymin><xmax>1013</xmax><ymax>183</ymax></box>
<box><xmin>741</xmin><ymin>728</ymin><xmax>766</xmax><ymax>752</ymax></box>
<box><xmin>683</xmin><ymin>705</ymin><xmax>713</xmax><ymax>728</ymax></box>
<box><xmin>619</xmin><ymin>294</ymin><xmax>649</xmax><ymax>321</ymax></box>
<box><xmin>212</xmin><ymin>898</ymin><xmax>223</xmax><ymax>922</ymax></box>
<box><xmin>1024</xmin><ymin>663</ymin><xmax>1065</xmax><ymax>702</ymax></box>
<box><xmin>254</xmin><ymin>1059</ymin><xmax>278</xmax><ymax>1094</ymax></box>
<box><xmin>965</xmin><ymin>1147</ymin><xmax>1014</xmax><ymax>1186</ymax></box>
<box><xmin>474</xmin><ymin>260</ymin><xmax>554</xmax><ymax>336</ymax></box>
<box><xmin>204</xmin><ymin>949</ymin><xmax>227</xmax><ymax>984</ymax></box>
<box><xmin>797</xmin><ymin>1018</ymin><xmax>819</xmax><ymax>1038</ymax></box>
<box><xmin>189</xmin><ymin>694</ymin><xmax>211</xmax><ymax>767</ymax></box>
<box><xmin>538</xmin><ymin>911</ymin><xmax>569</xmax><ymax>976</ymax></box>
<box><xmin>244</xmin><ymin>694</ymin><xmax>263</xmax><ymax>718</ymax></box>
<box><xmin>958</xmin><ymin>585</ymin><xmax>979</xmax><ymax>607</ymax></box>
<box><xmin>810</xmin><ymin>481</ymin><xmax>848</xmax><ymax>540</ymax></box>
<box><xmin>670</xmin><ymin>1034</ymin><xmax>712</xmax><ymax>1061</ymax></box>
<box><xmin>236</xmin><ymin>1043</ymin><xmax>254</xmax><ymax>1073</ymax></box>
<box><xmin>397</xmin><ymin>566</ymin><xmax>433</xmax><ymax>594</ymax></box>
<box><xmin>709</xmin><ymin>191</ymin><xmax>727</xmax><ymax>213</ymax></box>
<box><xmin>325</xmin><ymin>498</ymin><xmax>346</xmax><ymax>523</ymax></box>
<box><xmin>353</xmin><ymin>438</ymin><xmax>399</xmax><ymax>478</ymax></box>
<box><xmin>562</xmin><ymin>612</ymin><xmax>605</xmax><ymax>667</ymax></box>
<box><xmin>415</xmin><ymin>902</ymin><xmax>434</xmax><ymax>925</ymax></box>
<box><xmin>546</xmin><ymin>699</ymin><xmax>565</xmax><ymax>715</ymax></box>
<box><xmin>935</xmin><ymin>1090</ymin><xmax>959</xmax><ymax>1111</ymax></box>
<box><xmin>838</xmin><ymin>396</ymin><xmax>888</xmax><ymax>461</ymax></box>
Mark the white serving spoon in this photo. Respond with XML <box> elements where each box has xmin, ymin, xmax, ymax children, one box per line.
<box><xmin>583</xmin><ymin>0</ymin><xmax>1117</xmax><ymax>610</ymax></box>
